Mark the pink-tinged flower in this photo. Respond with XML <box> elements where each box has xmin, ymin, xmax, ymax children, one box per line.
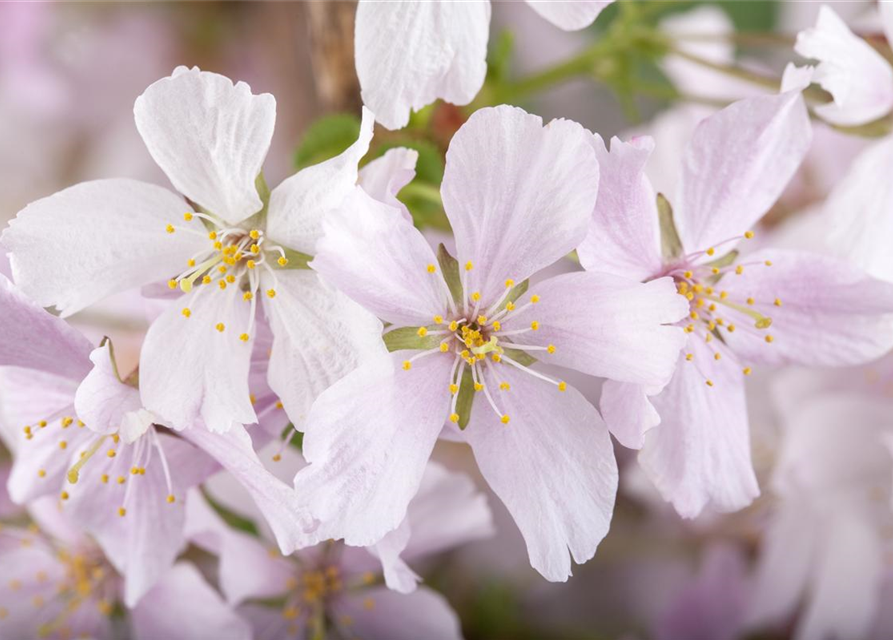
<box><xmin>293</xmin><ymin>105</ymin><xmax>688</xmax><ymax>581</ymax></box>
<box><xmin>795</xmin><ymin>4</ymin><xmax>893</xmax><ymax>127</ymax></box>
<box><xmin>2</xmin><ymin>66</ymin><xmax>386</xmax><ymax>433</ymax></box>
<box><xmin>187</xmin><ymin>461</ymin><xmax>492</xmax><ymax>640</ymax></box>
<box><xmin>0</xmin><ymin>274</ymin><xmax>309</xmax><ymax>600</ymax></box>
<box><xmin>0</xmin><ymin>497</ymin><xmax>250</xmax><ymax>640</ymax></box>
<box><xmin>745</xmin><ymin>391</ymin><xmax>893</xmax><ymax>640</ymax></box>
<box><xmin>580</xmin><ymin>88</ymin><xmax>893</xmax><ymax>518</ymax></box>
<box><xmin>355</xmin><ymin>0</ymin><xmax>614</xmax><ymax>129</ymax></box>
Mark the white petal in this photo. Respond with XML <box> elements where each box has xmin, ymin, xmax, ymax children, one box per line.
<box><xmin>358</xmin><ymin>147</ymin><xmax>419</xmax><ymax>220</ymax></box>
<box><xmin>370</xmin><ymin>518</ymin><xmax>420</xmax><ymax>594</ymax></box>
<box><xmin>74</xmin><ymin>344</ymin><xmax>142</xmax><ymax>437</ymax></box>
<box><xmin>261</xmin><ymin>269</ymin><xmax>386</xmax><ymax>428</ymax></box>
<box><xmin>140</xmin><ymin>286</ymin><xmax>256</xmax><ymax>432</ymax></box>
<box><xmin>2</xmin><ymin>179</ymin><xmax>206</xmax><ymax>316</ymax></box>
<box><xmin>599</xmin><ymin>380</ymin><xmax>661</xmax><ymax>450</ymax></box>
<box><xmin>795</xmin><ymin>6</ymin><xmax>893</xmax><ymax>126</ymax></box>
<box><xmin>441</xmin><ymin>105</ymin><xmax>599</xmax><ymax>303</ymax></box>
<box><xmin>134</xmin><ymin>67</ymin><xmax>275</xmax><ymax>224</ymax></box>
<box><xmin>264</xmin><ymin>108</ymin><xmax>374</xmax><ymax>254</ymax></box>
<box><xmin>355</xmin><ymin>0</ymin><xmax>490</xmax><ymax>130</ymax></box>
<box><xmin>525</xmin><ymin>0</ymin><xmax>612</xmax><ymax>30</ymax></box>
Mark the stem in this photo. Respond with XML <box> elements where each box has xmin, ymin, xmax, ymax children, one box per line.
<box><xmin>671</xmin><ymin>31</ymin><xmax>796</xmax><ymax>48</ymax></box>
<box><xmin>668</xmin><ymin>47</ymin><xmax>781</xmax><ymax>90</ymax></box>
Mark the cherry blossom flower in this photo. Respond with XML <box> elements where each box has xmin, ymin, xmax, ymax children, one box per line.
<box><xmin>292</xmin><ymin>105</ymin><xmax>689</xmax><ymax>581</ymax></box>
<box><xmin>580</xmin><ymin>88</ymin><xmax>893</xmax><ymax>518</ymax></box>
<box><xmin>0</xmin><ymin>274</ymin><xmax>308</xmax><ymax>603</ymax></box>
<box><xmin>2</xmin><ymin>66</ymin><xmax>385</xmax><ymax>433</ymax></box>
<box><xmin>355</xmin><ymin>0</ymin><xmax>615</xmax><ymax>129</ymax></box>
<box><xmin>0</xmin><ymin>497</ymin><xmax>250</xmax><ymax>640</ymax></box>
<box><xmin>187</xmin><ymin>461</ymin><xmax>492</xmax><ymax>640</ymax></box>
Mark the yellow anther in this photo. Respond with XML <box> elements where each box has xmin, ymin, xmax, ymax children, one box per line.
<box><xmin>249</xmin><ymin>229</ymin><xmax>260</xmax><ymax>240</ymax></box>
<box><xmin>433</xmin><ymin>315</ymin><xmax>443</xmax><ymax>324</ymax></box>
<box><xmin>223</xmin><ymin>256</ymin><xmax>235</xmax><ymax>266</ymax></box>
<box><xmin>59</xmin><ymin>441</ymin><xmax>67</xmax><ymax>450</ymax></box>
<box><xmin>223</xmin><ymin>245</ymin><xmax>235</xmax><ymax>255</ymax></box>
<box><xmin>547</xmin><ymin>344</ymin><xmax>556</xmax><ymax>354</ymax></box>
<box><xmin>686</xmin><ymin>353</ymin><xmax>694</xmax><ymax>361</ymax></box>
<box><xmin>678</xmin><ymin>282</ymin><xmax>689</xmax><ymax>294</ymax></box>
<box><xmin>218</xmin><ymin>280</ymin><xmax>227</xmax><ymax>290</ymax></box>
<box><xmin>226</xmin><ymin>274</ymin><xmax>235</xmax><ymax>284</ymax></box>
<box><xmin>706</xmin><ymin>247</ymin><xmax>715</xmax><ymax>256</ymax></box>
<box><xmin>491</xmin><ymin>354</ymin><xmax>502</xmax><ymax>363</ymax></box>
<box><xmin>477</xmin><ymin>315</ymin><xmax>487</xmax><ymax>325</ymax></box>
<box><xmin>427</xmin><ymin>264</ymin><xmax>436</xmax><ymax>273</ymax></box>
<box><xmin>250</xmin><ymin>243</ymin><xmax>259</xmax><ymax>253</ymax></box>
<box><xmin>130</xmin><ymin>466</ymin><xmax>139</xmax><ymax>476</ymax></box>
<box><xmin>267</xmin><ymin>289</ymin><xmax>276</xmax><ymax>298</ymax></box>
<box><xmin>243</xmin><ymin>291</ymin><xmax>253</xmax><ymax>301</ymax></box>
<box><xmin>117</xmin><ymin>476</ymin><xmax>125</xmax><ymax>484</ymax></box>
<box><xmin>499</xmin><ymin>382</ymin><xmax>510</xmax><ymax>391</ymax></box>
<box><xmin>216</xmin><ymin>323</ymin><xmax>225</xmax><ymax>332</ymax></box>
<box><xmin>272</xmin><ymin>454</ymin><xmax>282</xmax><ymax>462</ymax></box>
<box><xmin>112</xmin><ymin>434</ymin><xmax>119</xmax><ymax>443</ymax></box>
<box><xmin>746</xmin><ymin>297</ymin><xmax>755</xmax><ymax>305</ymax></box>
<box><xmin>744</xmin><ymin>231</ymin><xmax>754</xmax><ymax>239</ymax></box>
<box><xmin>714</xmin><ymin>352</ymin><xmax>721</xmax><ymax>361</ymax></box>
<box><xmin>706</xmin><ymin>287</ymin><xmax>714</xmax><ymax>295</ymax></box>
<box><xmin>558</xmin><ymin>381</ymin><xmax>567</xmax><ymax>392</ymax></box>
<box><xmin>464</xmin><ymin>261</ymin><xmax>474</xmax><ymax>271</ymax></box>
<box><xmin>275</xmin><ymin>401</ymin><xmax>284</xmax><ymax>409</ymax></box>
<box><xmin>683</xmin><ymin>270</ymin><xmax>693</xmax><ymax>279</ymax></box>
<box><xmin>202</xmin><ymin>275</ymin><xmax>212</xmax><ymax>285</ymax></box>
<box><xmin>62</xmin><ymin>416</ymin><xmax>73</xmax><ymax>428</ymax></box>
<box><xmin>460</xmin><ymin>349</ymin><xmax>470</xmax><ymax>359</ymax></box>
<box><xmin>214</xmin><ymin>241</ymin><xmax>223</xmax><ymax>250</ymax></box>
<box><xmin>167</xmin><ymin>279</ymin><xmax>177</xmax><ymax>289</ymax></box>
<box><xmin>530</xmin><ymin>321</ymin><xmax>539</xmax><ymax>331</ymax></box>
<box><xmin>118</xmin><ymin>508</ymin><xmax>126</xmax><ymax>517</ymax></box>
<box><xmin>693</xmin><ymin>284</ymin><xmax>703</xmax><ymax>293</ymax></box>
<box><xmin>755</xmin><ymin>317</ymin><xmax>773</xmax><ymax>329</ymax></box>
<box><xmin>735</xmin><ymin>265</ymin><xmax>744</xmax><ymax>275</ymax></box>
<box><xmin>449</xmin><ymin>413</ymin><xmax>459</xmax><ymax>423</ymax></box>
<box><xmin>249</xmin><ymin>393</ymin><xmax>257</xmax><ymax>405</ymax></box>
<box><xmin>183</xmin><ymin>212</ymin><xmax>193</xmax><ymax>221</ymax></box>
<box><xmin>707</xmin><ymin>321</ymin><xmax>716</xmax><ymax>330</ymax></box>
<box><xmin>182</xmin><ymin>307</ymin><xmax>191</xmax><ymax>318</ymax></box>
<box><xmin>720</xmin><ymin>291</ymin><xmax>729</xmax><ymax>300</ymax></box>
<box><xmin>727</xmin><ymin>324</ymin><xmax>736</xmax><ymax>332</ymax></box>
<box><xmin>208</xmin><ymin>231</ymin><xmax>217</xmax><ymax>240</ymax></box>
<box><xmin>706</xmin><ymin>380</ymin><xmax>714</xmax><ymax>387</ymax></box>
<box><xmin>506</xmin><ymin>301</ymin><xmax>515</xmax><ymax>311</ymax></box>
<box><xmin>217</xmin><ymin>265</ymin><xmax>227</xmax><ymax>273</ymax></box>
<box><xmin>449</xmin><ymin>321</ymin><xmax>458</xmax><ymax>331</ymax></box>
<box><xmin>278</xmin><ymin>256</ymin><xmax>289</xmax><ymax>267</ymax></box>
<box><xmin>505</xmin><ymin>279</ymin><xmax>515</xmax><ymax>288</ymax></box>
<box><xmin>684</xmin><ymin>325</ymin><xmax>694</xmax><ymax>334</ymax></box>
<box><xmin>239</xmin><ymin>333</ymin><xmax>250</xmax><ymax>342</ymax></box>
<box><xmin>402</xmin><ymin>361</ymin><xmax>412</xmax><ymax>371</ymax></box>
<box><xmin>417</xmin><ymin>327</ymin><xmax>428</xmax><ymax>337</ymax></box>
<box><xmin>449</xmin><ymin>383</ymin><xmax>459</xmax><ymax>394</ymax></box>
<box><xmin>439</xmin><ymin>342</ymin><xmax>449</xmax><ymax>353</ymax></box>
<box><xmin>165</xmin><ymin>224</ymin><xmax>175</xmax><ymax>234</ymax></box>
<box><xmin>531</xmin><ymin>295</ymin><xmax>540</xmax><ymax>304</ymax></box>
<box><xmin>474</xmin><ymin>382</ymin><xmax>483</xmax><ymax>392</ymax></box>
<box><xmin>234</xmin><ymin>251</ymin><xmax>243</xmax><ymax>261</ymax></box>
<box><xmin>60</xmin><ymin>491</ymin><xmax>69</xmax><ymax>500</ymax></box>
<box><xmin>471</xmin><ymin>292</ymin><xmax>481</xmax><ymax>301</ymax></box>
<box><xmin>501</xmin><ymin>414</ymin><xmax>510</xmax><ymax>425</ymax></box>
<box><xmin>765</xmin><ymin>334</ymin><xmax>774</xmax><ymax>343</ymax></box>
<box><xmin>774</xmin><ymin>298</ymin><xmax>782</xmax><ymax>307</ymax></box>
<box><xmin>38</xmin><ymin>469</ymin><xmax>46</xmax><ymax>478</ymax></box>
<box><xmin>743</xmin><ymin>367</ymin><xmax>752</xmax><ymax>375</ymax></box>
<box><xmin>101</xmin><ymin>474</ymin><xmax>109</xmax><ymax>483</ymax></box>
<box><xmin>712</xmin><ymin>267</ymin><xmax>720</xmax><ymax>275</ymax></box>
<box><xmin>38</xmin><ymin>420</ymin><xmax>47</xmax><ymax>428</ymax></box>
<box><xmin>764</xmin><ymin>260</ymin><xmax>773</xmax><ymax>267</ymax></box>
<box><xmin>167</xmin><ymin>495</ymin><xmax>176</xmax><ymax>504</ymax></box>
<box><xmin>690</xmin><ymin>311</ymin><xmax>699</xmax><ymax>320</ymax></box>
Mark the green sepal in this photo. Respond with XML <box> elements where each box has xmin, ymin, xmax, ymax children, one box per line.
<box><xmin>657</xmin><ymin>193</ymin><xmax>683</xmax><ymax>261</ymax></box>
<box><xmin>455</xmin><ymin>368</ymin><xmax>476</xmax><ymax>430</ymax></box>
<box><xmin>437</xmin><ymin>244</ymin><xmax>464</xmax><ymax>308</ymax></box>
<box><xmin>383</xmin><ymin>327</ymin><xmax>440</xmax><ymax>352</ymax></box>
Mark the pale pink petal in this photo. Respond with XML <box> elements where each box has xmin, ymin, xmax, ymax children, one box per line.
<box><xmin>675</xmin><ymin>91</ymin><xmax>812</xmax><ymax>254</ymax></box>
<box><xmin>795</xmin><ymin>6</ymin><xmax>893</xmax><ymax>126</ymax></box>
<box><xmin>599</xmin><ymin>380</ymin><xmax>662</xmax><ymax>450</ymax></box>
<box><xmin>134</xmin><ymin>67</ymin><xmax>275</xmax><ymax>224</ymax></box>
<box><xmin>238</xmin><ymin>605</ymin><xmax>306</xmax><ymax>640</ymax></box>
<box><xmin>0</xmin><ymin>274</ymin><xmax>93</xmax><ymax>379</ymax></box>
<box><xmin>131</xmin><ymin>562</ymin><xmax>252</xmax><ymax>640</ymax></box>
<box><xmin>464</xmin><ymin>367</ymin><xmax>617</xmax><ymax>582</ymax></box>
<box><xmin>355</xmin><ymin>0</ymin><xmax>490</xmax><ymax>130</ymax></box>
<box><xmin>577</xmin><ymin>135</ymin><xmax>663</xmax><ymax>280</ymax></box>
<box><xmin>181</xmin><ymin>425</ymin><xmax>312</xmax><ymax>555</ymax></box>
<box><xmin>264</xmin><ymin>108</ymin><xmax>374</xmax><ymax>254</ymax></box>
<box><xmin>503</xmin><ymin>272</ymin><xmax>687</xmax><ymax>387</ymax></box>
<box><xmin>722</xmin><ymin>249</ymin><xmax>893</xmax><ymax>367</ymax></box>
<box><xmin>441</xmin><ymin>105</ymin><xmax>599</xmax><ymax>303</ymax></box>
<box><xmin>883</xmin><ymin>2</ymin><xmax>893</xmax><ymax>52</ymax></box>
<box><xmin>822</xmin><ymin>137</ymin><xmax>893</xmax><ymax>282</ymax></box>
<box><xmin>358</xmin><ymin>147</ymin><xmax>419</xmax><ymax>220</ymax></box>
<box><xmin>370</xmin><ymin>518</ymin><xmax>420</xmax><ymax>594</ymax></box>
<box><xmin>2</xmin><ymin>179</ymin><xmax>205</xmax><ymax>316</ymax></box>
<box><xmin>310</xmin><ymin>186</ymin><xmax>450</xmax><ymax>326</ymax></box>
<box><xmin>261</xmin><ymin>269</ymin><xmax>386</xmax><ymax>428</ymax></box>
<box><xmin>140</xmin><ymin>287</ymin><xmax>256</xmax><ymax>432</ymax></box>
<box><xmin>332</xmin><ymin>586</ymin><xmax>462</xmax><ymax>640</ymax></box>
<box><xmin>74</xmin><ymin>344</ymin><xmax>142</xmax><ymax>437</ymax></box>
<box><xmin>525</xmin><ymin>0</ymin><xmax>612</xmax><ymax>30</ymax></box>
<box><xmin>293</xmin><ymin>352</ymin><xmax>454</xmax><ymax>547</ymax></box>
<box><xmin>640</xmin><ymin>339</ymin><xmax>759</xmax><ymax>518</ymax></box>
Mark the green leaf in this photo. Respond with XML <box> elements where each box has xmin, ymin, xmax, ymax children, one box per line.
<box><xmin>657</xmin><ymin>193</ymin><xmax>683</xmax><ymax>260</ymax></box>
<box><xmin>488</xmin><ymin>30</ymin><xmax>515</xmax><ymax>84</ymax></box>
<box><xmin>383</xmin><ymin>327</ymin><xmax>440</xmax><ymax>352</ymax></box>
<box><xmin>294</xmin><ymin>113</ymin><xmax>362</xmax><ymax>170</ymax></box>
<box><xmin>437</xmin><ymin>244</ymin><xmax>463</xmax><ymax>308</ymax></box>
<box><xmin>455</xmin><ymin>367</ymin><xmax>476</xmax><ymax>430</ymax></box>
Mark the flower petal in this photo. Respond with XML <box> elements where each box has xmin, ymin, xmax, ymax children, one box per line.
<box><xmin>795</xmin><ymin>6</ymin><xmax>893</xmax><ymax>127</ymax></box>
<box><xmin>0</xmin><ymin>274</ymin><xmax>93</xmax><ymax>379</ymax></box>
<box><xmin>264</xmin><ymin>108</ymin><xmax>374</xmax><ymax>254</ymax></box>
<box><xmin>524</xmin><ymin>0</ymin><xmax>612</xmax><ymax>30</ymax></box>
<box><xmin>369</xmin><ymin>518</ymin><xmax>419</xmax><ymax>594</ymax></box>
<box><xmin>722</xmin><ymin>249</ymin><xmax>893</xmax><ymax>367</ymax></box>
<box><xmin>675</xmin><ymin>91</ymin><xmax>812</xmax><ymax>254</ymax></box>
<box><xmin>599</xmin><ymin>380</ymin><xmax>662</xmax><ymax>450</ymax></box>
<box><xmin>355</xmin><ymin>0</ymin><xmax>490</xmax><ymax>130</ymax></box>
<box><xmin>140</xmin><ymin>287</ymin><xmax>256</xmax><ymax>432</ymax></box>
<box><xmin>332</xmin><ymin>586</ymin><xmax>462</xmax><ymax>640</ymax></box>
<box><xmin>639</xmin><ymin>339</ymin><xmax>759</xmax><ymax>518</ymax></box>
<box><xmin>261</xmin><ymin>270</ymin><xmax>385</xmax><ymax>428</ymax></box>
<box><xmin>442</xmin><ymin>106</ymin><xmax>599</xmax><ymax>303</ymax></box>
<box><xmin>310</xmin><ymin>186</ymin><xmax>450</xmax><ymax>326</ymax></box>
<box><xmin>134</xmin><ymin>67</ymin><xmax>275</xmax><ymax>224</ymax></box>
<box><xmin>577</xmin><ymin>135</ymin><xmax>663</xmax><ymax>280</ymax></box>
<box><xmin>74</xmin><ymin>344</ymin><xmax>142</xmax><ymax>437</ymax></box>
<box><xmin>358</xmin><ymin>147</ymin><xmax>419</xmax><ymax>221</ymax></box>
<box><xmin>463</xmin><ymin>367</ymin><xmax>617</xmax><ymax>582</ymax></box>
<box><xmin>2</xmin><ymin>179</ymin><xmax>206</xmax><ymax>316</ymax></box>
<box><xmin>131</xmin><ymin>562</ymin><xmax>252</xmax><ymax>640</ymax></box>
<box><xmin>504</xmin><ymin>272</ymin><xmax>688</xmax><ymax>387</ymax></box>
<box><xmin>293</xmin><ymin>352</ymin><xmax>453</xmax><ymax>547</ymax></box>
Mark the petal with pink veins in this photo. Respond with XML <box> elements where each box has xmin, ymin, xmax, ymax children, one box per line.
<box><xmin>441</xmin><ymin>105</ymin><xmax>599</xmax><ymax>303</ymax></box>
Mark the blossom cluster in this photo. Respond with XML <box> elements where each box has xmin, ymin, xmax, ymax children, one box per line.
<box><xmin>2</xmin><ymin>1</ymin><xmax>893</xmax><ymax>639</ymax></box>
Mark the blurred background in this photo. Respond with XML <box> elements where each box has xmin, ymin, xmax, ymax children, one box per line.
<box><xmin>1</xmin><ymin>2</ymin><xmax>889</xmax><ymax>639</ymax></box>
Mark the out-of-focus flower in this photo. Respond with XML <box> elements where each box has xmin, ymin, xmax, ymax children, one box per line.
<box><xmin>354</xmin><ymin>0</ymin><xmax>614</xmax><ymax>129</ymax></box>
<box><xmin>188</xmin><ymin>461</ymin><xmax>492</xmax><ymax>640</ymax></box>
<box><xmin>293</xmin><ymin>105</ymin><xmax>688</xmax><ymax>581</ymax></box>
<box><xmin>0</xmin><ymin>497</ymin><xmax>250</xmax><ymax>640</ymax></box>
<box><xmin>2</xmin><ymin>67</ymin><xmax>385</xmax><ymax>434</ymax></box>
<box><xmin>581</xmin><ymin>89</ymin><xmax>893</xmax><ymax>518</ymax></box>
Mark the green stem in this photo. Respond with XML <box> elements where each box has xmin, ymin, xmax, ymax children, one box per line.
<box><xmin>668</xmin><ymin>47</ymin><xmax>781</xmax><ymax>90</ymax></box>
